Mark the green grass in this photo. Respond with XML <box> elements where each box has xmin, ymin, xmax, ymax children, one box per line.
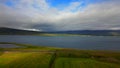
<box><xmin>54</xmin><ymin>58</ymin><xmax>120</xmax><ymax>68</ymax></box>
<box><xmin>0</xmin><ymin>43</ymin><xmax>120</xmax><ymax>68</ymax></box>
<box><xmin>0</xmin><ymin>52</ymin><xmax>53</xmax><ymax>68</ymax></box>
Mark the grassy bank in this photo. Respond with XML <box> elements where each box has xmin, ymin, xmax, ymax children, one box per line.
<box><xmin>0</xmin><ymin>43</ymin><xmax>120</xmax><ymax>68</ymax></box>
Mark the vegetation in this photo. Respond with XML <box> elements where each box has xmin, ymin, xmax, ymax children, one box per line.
<box><xmin>54</xmin><ymin>58</ymin><xmax>120</xmax><ymax>68</ymax></box>
<box><xmin>0</xmin><ymin>52</ymin><xmax>53</xmax><ymax>68</ymax></box>
<box><xmin>0</xmin><ymin>43</ymin><xmax>120</xmax><ymax>68</ymax></box>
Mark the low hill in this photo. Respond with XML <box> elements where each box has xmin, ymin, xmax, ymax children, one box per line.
<box><xmin>0</xmin><ymin>27</ymin><xmax>43</xmax><ymax>35</ymax></box>
<box><xmin>0</xmin><ymin>27</ymin><xmax>120</xmax><ymax>36</ymax></box>
<box><xmin>49</xmin><ymin>30</ymin><xmax>120</xmax><ymax>36</ymax></box>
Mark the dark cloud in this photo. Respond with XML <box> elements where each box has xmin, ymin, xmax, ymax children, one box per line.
<box><xmin>32</xmin><ymin>23</ymin><xmax>56</xmax><ymax>31</ymax></box>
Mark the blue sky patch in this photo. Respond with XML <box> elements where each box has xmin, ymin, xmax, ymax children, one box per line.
<box><xmin>46</xmin><ymin>0</ymin><xmax>104</xmax><ymax>10</ymax></box>
<box><xmin>5</xmin><ymin>0</ymin><xmax>15</xmax><ymax>7</ymax></box>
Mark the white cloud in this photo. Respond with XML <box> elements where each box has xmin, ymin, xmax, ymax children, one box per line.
<box><xmin>0</xmin><ymin>0</ymin><xmax>120</xmax><ymax>31</ymax></box>
<box><xmin>20</xmin><ymin>28</ymin><xmax>42</xmax><ymax>31</ymax></box>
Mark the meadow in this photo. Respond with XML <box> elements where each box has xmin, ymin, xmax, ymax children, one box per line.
<box><xmin>0</xmin><ymin>43</ymin><xmax>120</xmax><ymax>68</ymax></box>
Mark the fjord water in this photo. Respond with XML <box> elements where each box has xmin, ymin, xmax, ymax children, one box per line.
<box><xmin>0</xmin><ymin>44</ymin><xmax>21</xmax><ymax>48</ymax></box>
<box><xmin>0</xmin><ymin>35</ymin><xmax>120</xmax><ymax>51</ymax></box>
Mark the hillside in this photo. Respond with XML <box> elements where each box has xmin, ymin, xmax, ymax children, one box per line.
<box><xmin>0</xmin><ymin>27</ymin><xmax>120</xmax><ymax>36</ymax></box>
<box><xmin>0</xmin><ymin>27</ymin><xmax>43</xmax><ymax>35</ymax></box>
<box><xmin>49</xmin><ymin>30</ymin><xmax>120</xmax><ymax>36</ymax></box>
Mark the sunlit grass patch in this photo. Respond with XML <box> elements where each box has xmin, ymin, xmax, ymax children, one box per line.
<box><xmin>0</xmin><ymin>52</ymin><xmax>32</xmax><ymax>67</ymax></box>
<box><xmin>0</xmin><ymin>52</ymin><xmax>53</xmax><ymax>68</ymax></box>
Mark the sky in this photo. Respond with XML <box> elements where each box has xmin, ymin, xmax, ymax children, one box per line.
<box><xmin>0</xmin><ymin>0</ymin><xmax>120</xmax><ymax>31</ymax></box>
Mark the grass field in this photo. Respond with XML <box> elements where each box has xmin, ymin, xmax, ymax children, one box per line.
<box><xmin>0</xmin><ymin>43</ymin><xmax>120</xmax><ymax>68</ymax></box>
<box><xmin>54</xmin><ymin>58</ymin><xmax>120</xmax><ymax>68</ymax></box>
<box><xmin>0</xmin><ymin>52</ymin><xmax>53</xmax><ymax>68</ymax></box>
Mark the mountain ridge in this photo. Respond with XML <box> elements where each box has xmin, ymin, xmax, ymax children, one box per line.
<box><xmin>0</xmin><ymin>27</ymin><xmax>43</xmax><ymax>35</ymax></box>
<box><xmin>0</xmin><ymin>27</ymin><xmax>120</xmax><ymax>36</ymax></box>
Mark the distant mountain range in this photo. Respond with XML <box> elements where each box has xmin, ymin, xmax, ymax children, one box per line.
<box><xmin>49</xmin><ymin>30</ymin><xmax>120</xmax><ymax>36</ymax></box>
<box><xmin>0</xmin><ymin>27</ymin><xmax>120</xmax><ymax>36</ymax></box>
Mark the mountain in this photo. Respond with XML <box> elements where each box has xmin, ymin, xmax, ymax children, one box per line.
<box><xmin>46</xmin><ymin>30</ymin><xmax>120</xmax><ymax>36</ymax></box>
<box><xmin>0</xmin><ymin>27</ymin><xmax>120</xmax><ymax>36</ymax></box>
<box><xmin>0</xmin><ymin>27</ymin><xmax>43</xmax><ymax>35</ymax></box>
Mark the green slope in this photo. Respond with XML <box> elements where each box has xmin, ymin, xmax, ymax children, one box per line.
<box><xmin>54</xmin><ymin>58</ymin><xmax>120</xmax><ymax>68</ymax></box>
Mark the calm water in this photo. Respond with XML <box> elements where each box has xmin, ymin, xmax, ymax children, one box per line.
<box><xmin>0</xmin><ymin>44</ymin><xmax>21</xmax><ymax>48</ymax></box>
<box><xmin>0</xmin><ymin>35</ymin><xmax>120</xmax><ymax>51</ymax></box>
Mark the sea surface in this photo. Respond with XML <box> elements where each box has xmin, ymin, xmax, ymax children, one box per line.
<box><xmin>0</xmin><ymin>35</ymin><xmax>120</xmax><ymax>51</ymax></box>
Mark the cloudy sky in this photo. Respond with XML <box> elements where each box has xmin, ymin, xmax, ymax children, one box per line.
<box><xmin>0</xmin><ymin>0</ymin><xmax>120</xmax><ymax>31</ymax></box>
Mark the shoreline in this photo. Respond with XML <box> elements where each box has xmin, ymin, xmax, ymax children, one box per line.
<box><xmin>0</xmin><ymin>42</ymin><xmax>120</xmax><ymax>52</ymax></box>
